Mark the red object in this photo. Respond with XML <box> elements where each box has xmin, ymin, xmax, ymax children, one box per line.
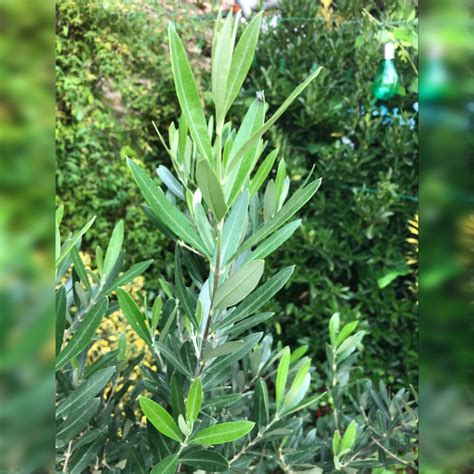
<box><xmin>233</xmin><ymin>3</ymin><xmax>241</xmax><ymax>13</ymax></box>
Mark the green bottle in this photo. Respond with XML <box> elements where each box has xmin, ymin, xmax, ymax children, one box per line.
<box><xmin>372</xmin><ymin>42</ymin><xmax>400</xmax><ymax>100</ymax></box>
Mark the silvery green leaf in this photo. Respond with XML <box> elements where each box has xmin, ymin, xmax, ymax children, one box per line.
<box><xmin>56</xmin><ymin>367</ymin><xmax>115</xmax><ymax>418</ymax></box>
<box><xmin>228</xmin><ymin>66</ymin><xmax>323</xmax><ymax>166</ymax></box>
<box><xmin>190</xmin><ymin>421</ymin><xmax>255</xmax><ymax>445</ymax></box>
<box><xmin>181</xmin><ymin>449</ymin><xmax>229</xmax><ymax>472</ymax></box>
<box><xmin>276</xmin><ymin>347</ymin><xmax>290</xmax><ymax>411</ymax></box>
<box><xmin>117</xmin><ymin>289</ymin><xmax>152</xmax><ymax>346</ymax></box>
<box><xmin>263</xmin><ymin>179</ymin><xmax>275</xmax><ymax>222</ymax></box>
<box><xmin>254</xmin><ymin>378</ymin><xmax>269</xmax><ymax>428</ymax></box>
<box><xmin>56</xmin><ymin>297</ymin><xmax>109</xmax><ymax>370</ymax></box>
<box><xmin>102</xmin><ymin>220</ymin><xmax>124</xmax><ymax>279</ymax></box>
<box><xmin>273</xmin><ymin>159</ymin><xmax>287</xmax><ymax>206</ymax></box>
<box><xmin>221</xmin><ymin>191</ymin><xmax>249</xmax><ymax>264</ymax></box>
<box><xmin>55</xmin><ymin>286</ymin><xmax>67</xmax><ymax>356</ymax></box>
<box><xmin>151</xmin><ymin>454</ymin><xmax>179</xmax><ymax>474</ymax></box>
<box><xmin>214</xmin><ymin>266</ymin><xmax>294</xmax><ymax>329</ymax></box>
<box><xmin>240</xmin><ymin>179</ymin><xmax>321</xmax><ymax>252</ymax></box>
<box><xmin>213</xmin><ymin>259</ymin><xmax>265</xmax><ymax>310</ymax></box>
<box><xmin>224</xmin><ymin>12</ymin><xmax>263</xmax><ymax>115</ymax></box>
<box><xmin>195</xmin><ymin>159</ymin><xmax>228</xmax><ymax>221</ymax></box>
<box><xmin>186</xmin><ymin>377</ymin><xmax>203</xmax><ymax>423</ymax></box>
<box><xmin>127</xmin><ymin>159</ymin><xmax>208</xmax><ymax>256</ymax></box>
<box><xmin>140</xmin><ymin>396</ymin><xmax>182</xmax><ymax>442</ymax></box>
<box><xmin>212</xmin><ymin>12</ymin><xmax>236</xmax><ymax>126</ymax></box>
<box><xmin>168</xmin><ymin>24</ymin><xmax>212</xmax><ymax>161</ymax></box>
<box><xmin>204</xmin><ymin>341</ymin><xmax>245</xmax><ymax>360</ymax></box>
<box><xmin>157</xmin><ymin>165</ymin><xmax>184</xmax><ymax>200</ymax></box>
<box><xmin>249</xmin><ymin>149</ymin><xmax>278</xmax><ymax>197</ymax></box>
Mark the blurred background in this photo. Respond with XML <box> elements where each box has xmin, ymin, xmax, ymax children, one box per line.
<box><xmin>0</xmin><ymin>0</ymin><xmax>472</xmax><ymax>472</ymax></box>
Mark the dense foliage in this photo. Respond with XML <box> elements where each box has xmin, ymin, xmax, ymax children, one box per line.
<box><xmin>244</xmin><ymin>0</ymin><xmax>418</xmax><ymax>386</ymax></box>
<box><xmin>55</xmin><ymin>12</ymin><xmax>417</xmax><ymax>472</ymax></box>
<box><xmin>56</xmin><ymin>0</ymin><xmax>418</xmax><ymax>388</ymax></box>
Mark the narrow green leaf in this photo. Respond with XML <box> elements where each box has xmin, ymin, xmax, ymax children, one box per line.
<box><xmin>254</xmin><ymin>378</ymin><xmax>269</xmax><ymax>428</ymax></box>
<box><xmin>227</xmin><ymin>99</ymin><xmax>265</xmax><ymax>169</ymax></box>
<box><xmin>206</xmin><ymin>332</ymin><xmax>262</xmax><ymax>375</ymax></box>
<box><xmin>152</xmin><ymin>295</ymin><xmax>163</xmax><ymax>332</ymax></box>
<box><xmin>95</xmin><ymin>245</ymin><xmax>103</xmax><ymax>275</ymax></box>
<box><xmin>117</xmin><ymin>289</ymin><xmax>151</xmax><ymax>346</ymax></box>
<box><xmin>263</xmin><ymin>179</ymin><xmax>275</xmax><ymax>222</ymax></box>
<box><xmin>202</xmin><ymin>394</ymin><xmax>243</xmax><ymax>410</ymax></box>
<box><xmin>55</xmin><ymin>286</ymin><xmax>67</xmax><ymax>356</ymax></box>
<box><xmin>336</xmin><ymin>333</ymin><xmax>363</xmax><ymax>355</ymax></box>
<box><xmin>56</xmin><ymin>206</ymin><xmax>64</xmax><ymax>225</ymax></box>
<box><xmin>224</xmin><ymin>12</ymin><xmax>263</xmax><ymax>114</ymax></box>
<box><xmin>69</xmin><ymin>434</ymin><xmax>106</xmax><ymax>474</ymax></box>
<box><xmin>168</xmin><ymin>24</ymin><xmax>212</xmax><ymax>161</ymax></box>
<box><xmin>157</xmin><ymin>165</ymin><xmax>184</xmax><ymax>200</ymax></box>
<box><xmin>123</xmin><ymin>443</ymin><xmax>147</xmax><ymax>474</ymax></box>
<box><xmin>181</xmin><ymin>449</ymin><xmax>229</xmax><ymax>472</ymax></box>
<box><xmin>70</xmin><ymin>246</ymin><xmax>91</xmax><ymax>292</ymax></box>
<box><xmin>336</xmin><ymin>321</ymin><xmax>359</xmax><ymax>347</ymax></box>
<box><xmin>226</xmin><ymin>101</ymin><xmax>265</xmax><ymax>205</ymax></box>
<box><xmin>56</xmin><ymin>297</ymin><xmax>109</xmax><ymax>370</ymax></box>
<box><xmin>106</xmin><ymin>259</ymin><xmax>153</xmax><ymax>292</ymax></box>
<box><xmin>289</xmin><ymin>345</ymin><xmax>308</xmax><ymax>364</ymax></box>
<box><xmin>229</xmin><ymin>66</ymin><xmax>323</xmax><ymax>166</ymax></box>
<box><xmin>329</xmin><ymin>312</ymin><xmax>340</xmax><ymax>346</ymax></box>
<box><xmin>283</xmin><ymin>359</ymin><xmax>311</xmax><ymax>409</ymax></box>
<box><xmin>249</xmin><ymin>149</ymin><xmax>278</xmax><ymax>197</ymax></box>
<box><xmin>151</xmin><ymin>454</ymin><xmax>179</xmax><ymax>474</ymax></box>
<box><xmin>240</xmin><ymin>179</ymin><xmax>321</xmax><ymax>252</ymax></box>
<box><xmin>140</xmin><ymin>396</ymin><xmax>182</xmax><ymax>442</ymax></box>
<box><xmin>103</xmin><ymin>220</ymin><xmax>124</xmax><ymax>278</ymax></box>
<box><xmin>175</xmin><ymin>248</ymin><xmax>198</xmax><ymax>328</ymax></box>
<box><xmin>155</xmin><ymin>341</ymin><xmax>192</xmax><ymax>378</ymax></box>
<box><xmin>190</xmin><ymin>421</ymin><xmax>255</xmax><ymax>445</ymax></box>
<box><xmin>214</xmin><ymin>266</ymin><xmax>294</xmax><ymax>330</ymax></box>
<box><xmin>56</xmin><ymin>215</ymin><xmax>96</xmax><ymax>267</ymax></box>
<box><xmin>178</xmin><ymin>114</ymin><xmax>188</xmax><ymax>159</ymax></box>
<box><xmin>250</xmin><ymin>220</ymin><xmax>301</xmax><ymax>262</ymax></box>
<box><xmin>56</xmin><ymin>367</ymin><xmax>115</xmax><ymax>418</ymax></box>
<box><xmin>274</xmin><ymin>159</ymin><xmax>287</xmax><ymax>207</ymax></box>
<box><xmin>196</xmin><ymin>159</ymin><xmax>227</xmax><ymax>221</ymax></box>
<box><xmin>56</xmin><ymin>398</ymin><xmax>100</xmax><ymax>442</ymax></box>
<box><xmin>178</xmin><ymin>414</ymin><xmax>191</xmax><ymax>436</ymax></box>
<box><xmin>332</xmin><ymin>430</ymin><xmax>341</xmax><ymax>455</ymax></box>
<box><xmin>276</xmin><ymin>347</ymin><xmax>290</xmax><ymax>411</ymax></box>
<box><xmin>127</xmin><ymin>159</ymin><xmax>208</xmax><ymax>255</ymax></box>
<box><xmin>213</xmin><ymin>259</ymin><xmax>265</xmax><ymax>310</ymax></box>
<box><xmin>204</xmin><ymin>341</ymin><xmax>244</xmax><ymax>360</ymax></box>
<box><xmin>212</xmin><ymin>12</ymin><xmax>235</xmax><ymax>125</ymax></box>
<box><xmin>186</xmin><ymin>377</ymin><xmax>203</xmax><ymax>423</ymax></box>
<box><xmin>194</xmin><ymin>202</ymin><xmax>215</xmax><ymax>256</ymax></box>
<box><xmin>226</xmin><ymin>312</ymin><xmax>274</xmax><ymax>338</ymax></box>
<box><xmin>340</xmin><ymin>420</ymin><xmax>357</xmax><ymax>453</ymax></box>
<box><xmin>171</xmin><ymin>372</ymin><xmax>185</xmax><ymax>420</ymax></box>
<box><xmin>84</xmin><ymin>350</ymin><xmax>118</xmax><ymax>379</ymax></box>
<box><xmin>282</xmin><ymin>392</ymin><xmax>326</xmax><ymax>416</ymax></box>
<box><xmin>221</xmin><ymin>191</ymin><xmax>249</xmax><ymax>264</ymax></box>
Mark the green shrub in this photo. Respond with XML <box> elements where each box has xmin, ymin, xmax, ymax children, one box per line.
<box><xmin>55</xmin><ymin>14</ymin><xmax>417</xmax><ymax>472</ymax></box>
<box><xmin>244</xmin><ymin>0</ymin><xmax>418</xmax><ymax>386</ymax></box>
<box><xmin>56</xmin><ymin>0</ymin><xmax>418</xmax><ymax>387</ymax></box>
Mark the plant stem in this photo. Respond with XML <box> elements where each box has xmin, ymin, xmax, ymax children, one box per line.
<box><xmin>195</xmin><ymin>222</ymin><xmax>222</xmax><ymax>376</ymax></box>
<box><xmin>62</xmin><ymin>441</ymin><xmax>73</xmax><ymax>473</ymax></box>
<box><xmin>331</xmin><ymin>347</ymin><xmax>339</xmax><ymax>431</ymax></box>
<box><xmin>230</xmin><ymin>417</ymin><xmax>279</xmax><ymax>465</ymax></box>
